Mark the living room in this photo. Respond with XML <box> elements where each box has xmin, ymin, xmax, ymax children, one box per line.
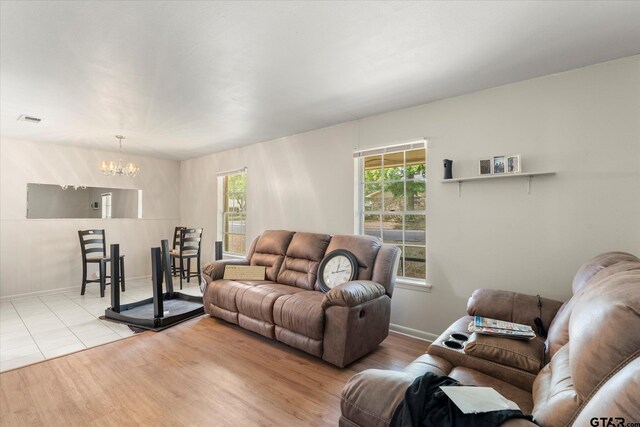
<box><xmin>1</xmin><ymin>1</ymin><xmax>639</xmax><ymax>426</ymax></box>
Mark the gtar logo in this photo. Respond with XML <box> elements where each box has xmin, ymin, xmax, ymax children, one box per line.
<box><xmin>590</xmin><ymin>418</ymin><xmax>625</xmax><ymax>427</ymax></box>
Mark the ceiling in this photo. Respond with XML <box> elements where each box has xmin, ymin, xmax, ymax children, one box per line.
<box><xmin>1</xmin><ymin>1</ymin><xmax>639</xmax><ymax>160</ymax></box>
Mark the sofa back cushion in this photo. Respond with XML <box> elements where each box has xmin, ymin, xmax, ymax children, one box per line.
<box><xmin>316</xmin><ymin>235</ymin><xmax>382</xmax><ymax>291</ymax></box>
<box><xmin>533</xmin><ymin>265</ymin><xmax>640</xmax><ymax>424</ymax></box>
<box><xmin>546</xmin><ymin>259</ymin><xmax>640</xmax><ymax>359</ymax></box>
<box><xmin>249</xmin><ymin>230</ymin><xmax>295</xmax><ymax>281</ymax></box>
<box><xmin>571</xmin><ymin>251</ymin><xmax>639</xmax><ymax>294</ymax></box>
<box><xmin>568</xmin><ymin>268</ymin><xmax>640</xmax><ymax>399</ymax></box>
<box><xmin>277</xmin><ymin>232</ymin><xmax>331</xmax><ymax>290</ymax></box>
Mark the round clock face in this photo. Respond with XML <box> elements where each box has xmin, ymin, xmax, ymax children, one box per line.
<box><xmin>323</xmin><ymin>256</ymin><xmax>354</xmax><ymax>288</ymax></box>
<box><xmin>318</xmin><ymin>249</ymin><xmax>359</xmax><ymax>293</ymax></box>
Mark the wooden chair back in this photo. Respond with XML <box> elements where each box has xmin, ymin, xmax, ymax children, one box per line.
<box><xmin>180</xmin><ymin>228</ymin><xmax>203</xmax><ymax>256</ymax></box>
<box><xmin>172</xmin><ymin>226</ymin><xmax>186</xmax><ymax>250</ymax></box>
<box><xmin>78</xmin><ymin>229</ymin><xmax>106</xmax><ymax>260</ymax></box>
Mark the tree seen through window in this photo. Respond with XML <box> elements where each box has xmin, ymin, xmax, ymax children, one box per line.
<box><xmin>361</xmin><ymin>148</ymin><xmax>426</xmax><ymax>280</ymax></box>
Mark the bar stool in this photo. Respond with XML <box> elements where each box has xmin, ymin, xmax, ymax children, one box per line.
<box><xmin>170</xmin><ymin>228</ymin><xmax>203</xmax><ymax>289</ymax></box>
<box><xmin>78</xmin><ymin>229</ymin><xmax>125</xmax><ymax>297</ymax></box>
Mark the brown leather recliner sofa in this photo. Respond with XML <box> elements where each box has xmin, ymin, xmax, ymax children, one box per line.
<box><xmin>340</xmin><ymin>251</ymin><xmax>640</xmax><ymax>426</ymax></box>
<box><xmin>201</xmin><ymin>230</ymin><xmax>401</xmax><ymax>367</ymax></box>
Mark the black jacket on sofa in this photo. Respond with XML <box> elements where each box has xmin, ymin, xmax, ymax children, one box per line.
<box><xmin>390</xmin><ymin>372</ymin><xmax>531</xmax><ymax>427</ymax></box>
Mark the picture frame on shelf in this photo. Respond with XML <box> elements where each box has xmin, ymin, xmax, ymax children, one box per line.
<box><xmin>507</xmin><ymin>154</ymin><xmax>521</xmax><ymax>173</ymax></box>
<box><xmin>479</xmin><ymin>159</ymin><xmax>491</xmax><ymax>175</ymax></box>
<box><xmin>492</xmin><ymin>156</ymin><xmax>505</xmax><ymax>174</ymax></box>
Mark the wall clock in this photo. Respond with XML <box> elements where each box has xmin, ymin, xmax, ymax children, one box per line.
<box><xmin>318</xmin><ymin>249</ymin><xmax>359</xmax><ymax>293</ymax></box>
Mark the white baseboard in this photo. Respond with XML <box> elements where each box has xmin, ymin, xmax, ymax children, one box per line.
<box><xmin>0</xmin><ymin>286</ymin><xmax>79</xmax><ymax>302</ymax></box>
<box><xmin>0</xmin><ymin>275</ymin><xmax>151</xmax><ymax>302</ymax></box>
<box><xmin>390</xmin><ymin>323</ymin><xmax>439</xmax><ymax>342</ymax></box>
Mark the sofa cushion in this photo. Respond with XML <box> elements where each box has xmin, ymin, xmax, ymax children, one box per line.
<box><xmin>206</xmin><ymin>280</ymin><xmax>263</xmax><ymax>312</ymax></box>
<box><xmin>210</xmin><ymin>305</ymin><xmax>239</xmax><ymax>324</ymax></box>
<box><xmin>235</xmin><ymin>284</ymin><xmax>304</xmax><ymax>323</ymax></box>
<box><xmin>254</xmin><ymin>230</ymin><xmax>294</xmax><ymax>255</ymax></box>
<box><xmin>275</xmin><ymin>326</ymin><xmax>323</xmax><ymax>357</ymax></box>
<box><xmin>464</xmin><ymin>334</ymin><xmax>545</xmax><ymax>374</ymax></box>
<box><xmin>238</xmin><ymin>314</ymin><xmax>275</xmax><ymax>339</ymax></box>
<box><xmin>273</xmin><ymin>291</ymin><xmax>325</xmax><ymax>340</ymax></box>
<box><xmin>319</xmin><ymin>235</ymin><xmax>382</xmax><ymax>289</ymax></box>
<box><xmin>250</xmin><ymin>230</ymin><xmax>295</xmax><ymax>281</ymax></box>
<box><xmin>277</xmin><ymin>232</ymin><xmax>331</xmax><ymax>290</ymax></box>
<box><xmin>236</xmin><ymin>280</ymin><xmax>276</xmax><ymax>286</ymax></box>
<box><xmin>531</xmin><ymin>344</ymin><xmax>580</xmax><ymax>426</ymax></box>
<box><xmin>402</xmin><ymin>354</ymin><xmax>454</xmax><ymax>377</ymax></box>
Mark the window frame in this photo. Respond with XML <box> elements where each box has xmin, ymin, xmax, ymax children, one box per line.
<box><xmin>217</xmin><ymin>169</ymin><xmax>247</xmax><ymax>256</ymax></box>
<box><xmin>354</xmin><ymin>141</ymin><xmax>427</xmax><ymax>283</ymax></box>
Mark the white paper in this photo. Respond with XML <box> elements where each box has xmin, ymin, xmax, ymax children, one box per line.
<box><xmin>440</xmin><ymin>386</ymin><xmax>520</xmax><ymax>414</ymax></box>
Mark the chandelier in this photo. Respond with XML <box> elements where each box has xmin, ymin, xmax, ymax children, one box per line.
<box><xmin>98</xmin><ymin>135</ymin><xmax>140</xmax><ymax>177</ymax></box>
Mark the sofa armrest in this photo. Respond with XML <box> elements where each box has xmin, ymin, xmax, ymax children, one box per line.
<box><xmin>341</xmin><ymin>369</ymin><xmax>416</xmax><ymax>427</ymax></box>
<box><xmin>201</xmin><ymin>258</ymin><xmax>249</xmax><ymax>283</ymax></box>
<box><xmin>322</xmin><ymin>280</ymin><xmax>386</xmax><ymax>309</ymax></box>
<box><xmin>467</xmin><ymin>288</ymin><xmax>564</xmax><ymax>333</ymax></box>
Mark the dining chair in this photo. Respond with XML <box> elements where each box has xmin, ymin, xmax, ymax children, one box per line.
<box><xmin>78</xmin><ymin>229</ymin><xmax>125</xmax><ymax>297</ymax></box>
<box><xmin>169</xmin><ymin>228</ymin><xmax>203</xmax><ymax>289</ymax></box>
<box><xmin>171</xmin><ymin>226</ymin><xmax>186</xmax><ymax>276</ymax></box>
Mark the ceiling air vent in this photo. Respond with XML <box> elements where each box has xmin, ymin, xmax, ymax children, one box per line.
<box><xmin>17</xmin><ymin>114</ymin><xmax>43</xmax><ymax>124</ymax></box>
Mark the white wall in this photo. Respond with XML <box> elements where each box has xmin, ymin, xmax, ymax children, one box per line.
<box><xmin>0</xmin><ymin>139</ymin><xmax>180</xmax><ymax>299</ymax></box>
<box><xmin>180</xmin><ymin>56</ymin><xmax>640</xmax><ymax>337</ymax></box>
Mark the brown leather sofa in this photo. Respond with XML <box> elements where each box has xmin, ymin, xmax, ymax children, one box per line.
<box><xmin>201</xmin><ymin>230</ymin><xmax>401</xmax><ymax>367</ymax></box>
<box><xmin>340</xmin><ymin>251</ymin><xmax>640</xmax><ymax>426</ymax></box>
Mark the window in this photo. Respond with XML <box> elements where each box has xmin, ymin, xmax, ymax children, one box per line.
<box><xmin>355</xmin><ymin>142</ymin><xmax>426</xmax><ymax>281</ymax></box>
<box><xmin>101</xmin><ymin>192</ymin><xmax>112</xmax><ymax>219</ymax></box>
<box><xmin>219</xmin><ymin>171</ymin><xmax>247</xmax><ymax>255</ymax></box>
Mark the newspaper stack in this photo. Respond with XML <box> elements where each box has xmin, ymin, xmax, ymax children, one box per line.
<box><xmin>468</xmin><ymin>316</ymin><xmax>536</xmax><ymax>340</ymax></box>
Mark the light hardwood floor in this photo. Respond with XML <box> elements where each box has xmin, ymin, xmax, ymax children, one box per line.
<box><xmin>0</xmin><ymin>315</ymin><xmax>426</xmax><ymax>426</ymax></box>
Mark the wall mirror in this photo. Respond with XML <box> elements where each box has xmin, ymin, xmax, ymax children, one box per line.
<box><xmin>26</xmin><ymin>184</ymin><xmax>142</xmax><ymax>219</ymax></box>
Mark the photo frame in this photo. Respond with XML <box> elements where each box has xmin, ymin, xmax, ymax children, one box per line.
<box><xmin>478</xmin><ymin>159</ymin><xmax>491</xmax><ymax>175</ymax></box>
<box><xmin>492</xmin><ymin>156</ymin><xmax>505</xmax><ymax>174</ymax></box>
<box><xmin>507</xmin><ymin>154</ymin><xmax>521</xmax><ymax>174</ymax></box>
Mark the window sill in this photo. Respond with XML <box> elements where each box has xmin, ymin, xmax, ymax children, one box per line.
<box><xmin>396</xmin><ymin>278</ymin><xmax>432</xmax><ymax>293</ymax></box>
<box><xmin>222</xmin><ymin>252</ymin><xmax>246</xmax><ymax>260</ymax></box>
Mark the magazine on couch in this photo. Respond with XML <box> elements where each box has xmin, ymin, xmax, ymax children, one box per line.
<box><xmin>468</xmin><ymin>316</ymin><xmax>536</xmax><ymax>340</ymax></box>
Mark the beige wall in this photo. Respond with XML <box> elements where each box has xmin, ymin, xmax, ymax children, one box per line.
<box><xmin>1</xmin><ymin>57</ymin><xmax>638</xmax><ymax>334</ymax></box>
<box><xmin>0</xmin><ymin>139</ymin><xmax>180</xmax><ymax>299</ymax></box>
<box><xmin>180</xmin><ymin>56</ymin><xmax>640</xmax><ymax>337</ymax></box>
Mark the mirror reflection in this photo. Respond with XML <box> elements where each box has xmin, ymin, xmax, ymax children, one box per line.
<box><xmin>26</xmin><ymin>184</ymin><xmax>142</xmax><ymax>219</ymax></box>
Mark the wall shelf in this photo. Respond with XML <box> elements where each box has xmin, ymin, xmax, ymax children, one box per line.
<box><xmin>441</xmin><ymin>171</ymin><xmax>556</xmax><ymax>196</ymax></box>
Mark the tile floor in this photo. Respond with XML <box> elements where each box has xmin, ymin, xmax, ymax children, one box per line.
<box><xmin>0</xmin><ymin>277</ymin><xmax>202</xmax><ymax>372</ymax></box>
